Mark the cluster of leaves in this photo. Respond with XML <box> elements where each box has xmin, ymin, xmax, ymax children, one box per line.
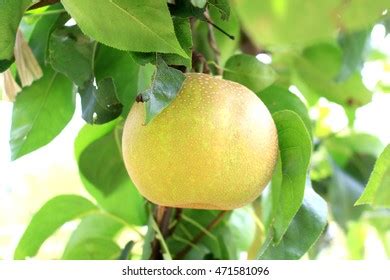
<box><xmin>1</xmin><ymin>0</ymin><xmax>390</xmax><ymax>260</ymax></box>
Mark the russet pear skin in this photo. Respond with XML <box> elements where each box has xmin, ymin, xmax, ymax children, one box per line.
<box><xmin>122</xmin><ymin>73</ymin><xmax>278</xmax><ymax>210</ymax></box>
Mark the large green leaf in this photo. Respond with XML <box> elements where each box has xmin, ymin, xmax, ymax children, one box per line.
<box><xmin>62</xmin><ymin>213</ymin><xmax>124</xmax><ymax>260</ymax></box>
<box><xmin>48</xmin><ymin>25</ymin><xmax>95</xmax><ymax>86</ymax></box>
<box><xmin>258</xmin><ymin>85</ymin><xmax>312</xmax><ymax>137</ymax></box>
<box><xmin>63</xmin><ymin>238</ymin><xmax>120</xmax><ymax>260</ymax></box>
<box><xmin>259</xmin><ymin>184</ymin><xmax>327</xmax><ymax>260</ymax></box>
<box><xmin>9</xmin><ymin>9</ymin><xmax>74</xmax><ymax>160</ymax></box>
<box><xmin>75</xmin><ymin>122</ymin><xmax>147</xmax><ymax>226</ymax></box>
<box><xmin>14</xmin><ymin>195</ymin><xmax>98</xmax><ymax>260</ymax></box>
<box><xmin>130</xmin><ymin>16</ymin><xmax>193</xmax><ymax>68</ymax></box>
<box><xmin>295</xmin><ymin>43</ymin><xmax>372</xmax><ymax>108</ymax></box>
<box><xmin>94</xmin><ymin>45</ymin><xmax>139</xmax><ymax>117</ymax></box>
<box><xmin>61</xmin><ymin>0</ymin><xmax>188</xmax><ymax>58</ymax></box>
<box><xmin>356</xmin><ymin>145</ymin><xmax>390</xmax><ymax>208</ymax></box>
<box><xmin>223</xmin><ymin>54</ymin><xmax>277</xmax><ymax>93</ymax></box>
<box><xmin>10</xmin><ymin>68</ymin><xmax>74</xmax><ymax>160</ymax></box>
<box><xmin>0</xmin><ymin>0</ymin><xmax>33</xmax><ymax>61</ymax></box>
<box><xmin>269</xmin><ymin>110</ymin><xmax>312</xmax><ymax>242</ymax></box>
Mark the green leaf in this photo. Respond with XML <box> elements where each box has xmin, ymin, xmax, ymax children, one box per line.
<box><xmin>366</xmin><ymin>209</ymin><xmax>390</xmax><ymax>256</ymax></box>
<box><xmin>0</xmin><ymin>0</ymin><xmax>33</xmax><ymax>61</ymax></box>
<box><xmin>209</xmin><ymin>5</ymin><xmax>239</xmax><ymax>65</ymax></box>
<box><xmin>162</xmin><ymin>17</ymin><xmax>193</xmax><ymax>67</ymax></box>
<box><xmin>10</xmin><ymin>68</ymin><xmax>74</xmax><ymax>160</ymax></box>
<box><xmin>141</xmin><ymin>214</ymin><xmax>155</xmax><ymax>260</ymax></box>
<box><xmin>270</xmin><ymin>110</ymin><xmax>312</xmax><ymax>242</ymax></box>
<box><xmin>258</xmin><ymin>85</ymin><xmax>312</xmax><ymax>137</ymax></box>
<box><xmin>339</xmin><ymin>0</ymin><xmax>390</xmax><ymax>31</ymax></box>
<box><xmin>130</xmin><ymin>17</ymin><xmax>193</xmax><ymax>68</ymax></box>
<box><xmin>0</xmin><ymin>58</ymin><xmax>14</xmax><ymax>72</ymax></box>
<box><xmin>228</xmin><ymin>207</ymin><xmax>256</xmax><ymax>251</ymax></box>
<box><xmin>295</xmin><ymin>43</ymin><xmax>372</xmax><ymax>108</ymax></box>
<box><xmin>62</xmin><ymin>213</ymin><xmax>124</xmax><ymax>260</ymax></box>
<box><xmin>233</xmin><ymin>0</ymin><xmax>389</xmax><ymax>49</ymax></box>
<box><xmin>167</xmin><ymin>210</ymin><xmax>239</xmax><ymax>260</ymax></box>
<box><xmin>337</xmin><ymin>29</ymin><xmax>371</xmax><ymax>82</ymax></box>
<box><xmin>79</xmin><ymin>78</ymin><xmax>123</xmax><ymax>124</ymax></box>
<box><xmin>356</xmin><ymin>145</ymin><xmax>390</xmax><ymax>208</ymax></box>
<box><xmin>94</xmin><ymin>45</ymin><xmax>140</xmax><ymax>118</ymax></box>
<box><xmin>325</xmin><ymin>133</ymin><xmax>384</xmax><ymax>167</ymax></box>
<box><xmin>118</xmin><ymin>241</ymin><xmax>135</xmax><ymax>260</ymax></box>
<box><xmin>63</xmin><ymin>238</ymin><xmax>121</xmax><ymax>260</ymax></box>
<box><xmin>169</xmin><ymin>0</ymin><xmax>206</xmax><ymax>20</ymax></box>
<box><xmin>329</xmin><ymin>165</ymin><xmax>366</xmax><ymax>231</ymax></box>
<box><xmin>14</xmin><ymin>195</ymin><xmax>98</xmax><ymax>260</ymax></box>
<box><xmin>191</xmin><ymin>0</ymin><xmax>207</xmax><ymax>8</ymax></box>
<box><xmin>138</xmin><ymin>63</ymin><xmax>156</xmax><ymax>93</ymax></box>
<box><xmin>75</xmin><ymin>122</ymin><xmax>147</xmax><ymax>226</ymax></box>
<box><xmin>61</xmin><ymin>0</ymin><xmax>188</xmax><ymax>58</ymax></box>
<box><xmin>48</xmin><ymin>25</ymin><xmax>95</xmax><ymax>86</ymax></box>
<box><xmin>223</xmin><ymin>54</ymin><xmax>277</xmax><ymax>93</ymax></box>
<box><xmin>150</xmin><ymin>215</ymin><xmax>172</xmax><ymax>260</ymax></box>
<box><xmin>259</xmin><ymin>184</ymin><xmax>328</xmax><ymax>260</ymax></box>
<box><xmin>367</xmin><ymin>209</ymin><xmax>390</xmax><ymax>233</ymax></box>
<box><xmin>208</xmin><ymin>0</ymin><xmax>230</xmax><ymax>20</ymax></box>
<box><xmin>28</xmin><ymin>6</ymin><xmax>68</xmax><ymax>64</ymax></box>
<box><xmin>346</xmin><ymin>221</ymin><xmax>367</xmax><ymax>259</ymax></box>
<box><xmin>233</xmin><ymin>0</ymin><xmax>335</xmax><ymax>49</ymax></box>
<box><xmin>142</xmin><ymin>56</ymin><xmax>186</xmax><ymax>124</ymax></box>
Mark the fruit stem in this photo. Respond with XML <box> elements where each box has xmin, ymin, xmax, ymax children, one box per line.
<box><xmin>174</xmin><ymin>210</ymin><xmax>228</xmax><ymax>260</ymax></box>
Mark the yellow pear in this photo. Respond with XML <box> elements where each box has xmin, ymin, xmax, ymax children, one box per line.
<box><xmin>122</xmin><ymin>73</ymin><xmax>278</xmax><ymax>210</ymax></box>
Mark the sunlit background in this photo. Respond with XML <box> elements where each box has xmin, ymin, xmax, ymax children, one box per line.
<box><xmin>1</xmin><ymin>22</ymin><xmax>390</xmax><ymax>260</ymax></box>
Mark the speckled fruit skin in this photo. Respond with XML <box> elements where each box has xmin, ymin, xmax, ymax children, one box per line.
<box><xmin>122</xmin><ymin>73</ymin><xmax>278</xmax><ymax>210</ymax></box>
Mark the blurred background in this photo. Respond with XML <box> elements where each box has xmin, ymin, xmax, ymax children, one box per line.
<box><xmin>1</xmin><ymin>7</ymin><xmax>390</xmax><ymax>260</ymax></box>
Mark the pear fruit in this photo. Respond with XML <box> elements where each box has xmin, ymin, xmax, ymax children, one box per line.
<box><xmin>122</xmin><ymin>73</ymin><xmax>278</xmax><ymax>210</ymax></box>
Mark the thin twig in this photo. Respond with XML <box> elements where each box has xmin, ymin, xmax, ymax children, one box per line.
<box><xmin>204</xmin><ymin>10</ymin><xmax>221</xmax><ymax>74</ymax></box>
<box><xmin>203</xmin><ymin>14</ymin><xmax>235</xmax><ymax>40</ymax></box>
<box><xmin>175</xmin><ymin>211</ymin><xmax>228</xmax><ymax>260</ymax></box>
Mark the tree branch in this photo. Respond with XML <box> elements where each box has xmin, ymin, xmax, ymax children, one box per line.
<box><xmin>175</xmin><ymin>210</ymin><xmax>228</xmax><ymax>260</ymax></box>
<box><xmin>150</xmin><ymin>205</ymin><xmax>173</xmax><ymax>260</ymax></box>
